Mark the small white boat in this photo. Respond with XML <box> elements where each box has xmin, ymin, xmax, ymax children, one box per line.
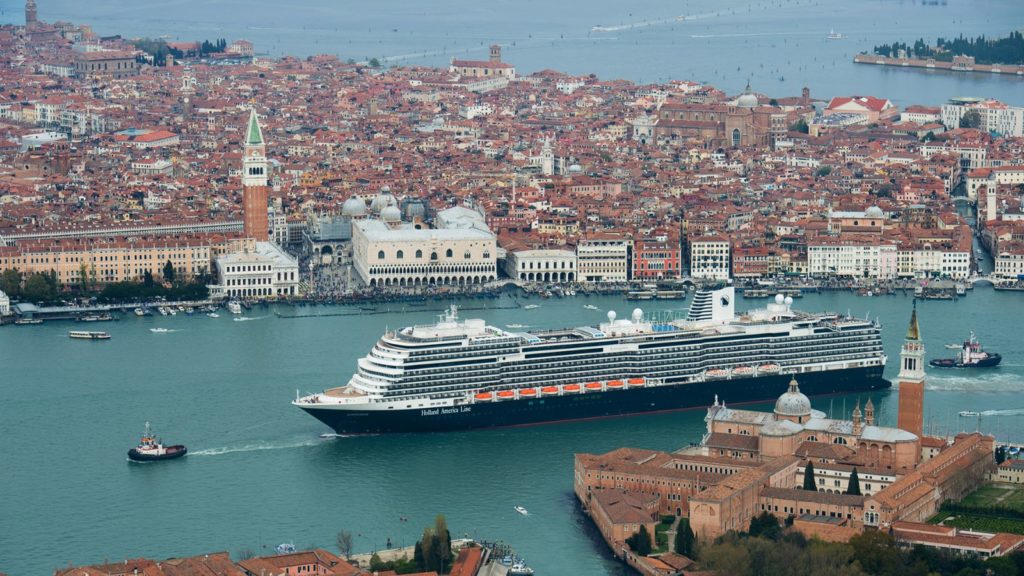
<box><xmin>158</xmin><ymin>307</ymin><xmax>169</xmax><ymax>316</ymax></box>
<box><xmin>523</xmin><ymin>304</ymin><xmax>540</xmax><ymax>310</ymax></box>
<box><xmin>149</xmin><ymin>328</ymin><xmax>171</xmax><ymax>333</ymax></box>
<box><xmin>945</xmin><ymin>344</ymin><xmax>962</xmax><ymax>350</ymax></box>
<box><xmin>509</xmin><ymin>561</ymin><xmax>535</xmax><ymax>576</ymax></box>
<box><xmin>583</xmin><ymin>304</ymin><xmax>600</xmax><ymax>310</ymax></box>
<box><xmin>227</xmin><ymin>301</ymin><xmax>243</xmax><ymax>314</ymax></box>
<box><xmin>207</xmin><ymin>313</ymin><xmax>220</xmax><ymax>318</ymax></box>
<box><xmin>959</xmin><ymin>411</ymin><xmax>980</xmax><ymax>417</ymax></box>
<box><xmin>134</xmin><ymin>308</ymin><xmax>145</xmax><ymax>317</ymax></box>
<box><xmin>168</xmin><ymin>307</ymin><xmax>177</xmax><ymax>316</ymax></box>
<box><xmin>514</xmin><ymin>505</ymin><xmax>528</xmax><ymax>515</ymax></box>
<box><xmin>827</xmin><ymin>29</ymin><xmax>843</xmax><ymax>39</ymax></box>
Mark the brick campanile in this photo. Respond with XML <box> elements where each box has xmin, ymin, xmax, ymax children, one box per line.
<box><xmin>897</xmin><ymin>304</ymin><xmax>925</xmax><ymax>437</ymax></box>
<box><xmin>242</xmin><ymin>108</ymin><xmax>269</xmax><ymax>241</ymax></box>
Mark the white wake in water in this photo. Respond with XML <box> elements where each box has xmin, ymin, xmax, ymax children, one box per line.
<box><xmin>925</xmin><ymin>372</ymin><xmax>1024</xmax><ymax>393</ymax></box>
<box><xmin>979</xmin><ymin>409</ymin><xmax>1024</xmax><ymax>417</ymax></box>
<box><xmin>149</xmin><ymin>328</ymin><xmax>180</xmax><ymax>333</ymax></box>
<box><xmin>190</xmin><ymin>438</ymin><xmax>322</xmax><ymax>456</ymax></box>
<box><xmin>233</xmin><ymin>316</ymin><xmax>267</xmax><ymax>322</ymax></box>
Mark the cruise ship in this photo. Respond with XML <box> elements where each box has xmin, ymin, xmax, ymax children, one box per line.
<box><xmin>293</xmin><ymin>287</ymin><xmax>889</xmax><ymax>433</ymax></box>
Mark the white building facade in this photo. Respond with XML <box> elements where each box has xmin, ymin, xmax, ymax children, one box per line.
<box><xmin>576</xmin><ymin>237</ymin><xmax>631</xmax><ymax>283</ymax></box>
<box><xmin>689</xmin><ymin>238</ymin><xmax>731</xmax><ymax>280</ymax></box>
<box><xmin>505</xmin><ymin>248</ymin><xmax>576</xmax><ymax>282</ymax></box>
<box><xmin>808</xmin><ymin>242</ymin><xmax>898</xmax><ymax>279</ymax></box>
<box><xmin>995</xmin><ymin>250</ymin><xmax>1024</xmax><ymax>280</ymax></box>
<box><xmin>352</xmin><ymin>220</ymin><xmax>497</xmax><ymax>288</ymax></box>
<box><xmin>211</xmin><ymin>242</ymin><xmax>299</xmax><ymax>299</ymax></box>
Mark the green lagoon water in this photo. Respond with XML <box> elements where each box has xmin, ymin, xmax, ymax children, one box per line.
<box><xmin>2</xmin><ymin>288</ymin><xmax>1024</xmax><ymax>574</ymax></box>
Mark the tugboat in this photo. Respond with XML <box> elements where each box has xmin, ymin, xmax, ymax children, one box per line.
<box><xmin>127</xmin><ymin>422</ymin><xmax>187</xmax><ymax>462</ymax></box>
<box><xmin>930</xmin><ymin>332</ymin><xmax>1001</xmax><ymax>368</ymax></box>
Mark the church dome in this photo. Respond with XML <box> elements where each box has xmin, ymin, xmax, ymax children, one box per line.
<box><xmin>342</xmin><ymin>196</ymin><xmax>367</xmax><ymax>217</ymax></box>
<box><xmin>774</xmin><ymin>377</ymin><xmax>812</xmax><ymax>418</ymax></box>
<box><xmin>736</xmin><ymin>80</ymin><xmax>758</xmax><ymax>108</ymax></box>
<box><xmin>381</xmin><ymin>205</ymin><xmax>402</xmax><ymax>223</ymax></box>
<box><xmin>865</xmin><ymin>206</ymin><xmax>884</xmax><ymax>218</ymax></box>
<box><xmin>736</xmin><ymin>93</ymin><xmax>758</xmax><ymax>108</ymax></box>
<box><xmin>370</xmin><ymin>190</ymin><xmax>397</xmax><ymax>213</ymax></box>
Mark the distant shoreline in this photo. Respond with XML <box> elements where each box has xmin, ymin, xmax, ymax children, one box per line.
<box><xmin>853</xmin><ymin>54</ymin><xmax>1024</xmax><ymax>77</ymax></box>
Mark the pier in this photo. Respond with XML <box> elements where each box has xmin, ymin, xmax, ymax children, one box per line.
<box><xmin>853</xmin><ymin>54</ymin><xmax>1024</xmax><ymax>76</ymax></box>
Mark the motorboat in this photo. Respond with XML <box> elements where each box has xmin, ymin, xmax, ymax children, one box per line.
<box><xmin>227</xmin><ymin>301</ymin><xmax>243</xmax><ymax>314</ymax></box>
<box><xmin>207</xmin><ymin>313</ymin><xmax>220</xmax><ymax>318</ymax></box>
<box><xmin>509</xmin><ymin>560</ymin><xmax>535</xmax><ymax>576</ymax></box>
<box><xmin>514</xmin><ymin>505</ymin><xmax>528</xmax><ymax>515</ymax></box>
<box><xmin>959</xmin><ymin>411</ymin><xmax>980</xmax><ymax>417</ymax></box>
<box><xmin>127</xmin><ymin>422</ymin><xmax>187</xmax><ymax>462</ymax></box>
<box><xmin>930</xmin><ymin>332</ymin><xmax>1001</xmax><ymax>368</ymax></box>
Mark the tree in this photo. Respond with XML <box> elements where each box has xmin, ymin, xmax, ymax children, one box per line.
<box><xmin>433</xmin><ymin>514</ymin><xmax>452</xmax><ymax>572</ymax></box>
<box><xmin>143</xmin><ymin>270</ymin><xmax>155</xmax><ymax>288</ymax></box>
<box><xmin>790</xmin><ymin>118</ymin><xmax>809</xmax><ymax>134</ymax></box>
<box><xmin>846</xmin><ymin>468</ymin><xmax>862</xmax><ymax>496</ymax></box>
<box><xmin>368</xmin><ymin>57</ymin><xmax>381</xmax><ymax>67</ymax></box>
<box><xmin>23</xmin><ymin>271</ymin><xmax>57</xmax><ymax>302</ymax></box>
<box><xmin>413</xmin><ymin>540</ymin><xmax>425</xmax><ymax>571</ymax></box>
<box><xmin>959</xmin><ymin>110</ymin><xmax>982</xmax><ymax>129</ymax></box>
<box><xmin>748</xmin><ymin>511</ymin><xmax>782</xmax><ymax>540</ymax></box>
<box><xmin>815</xmin><ymin>165</ymin><xmax>833</xmax><ymax>178</ymax></box>
<box><xmin>674</xmin><ymin>519</ymin><xmax>695</xmax><ymax>556</ymax></box>
<box><xmin>162</xmin><ymin>260</ymin><xmax>176</xmax><ymax>283</ymax></box>
<box><xmin>626</xmin><ymin>525</ymin><xmax>652</xmax><ymax>556</ymax></box>
<box><xmin>0</xmin><ymin>268</ymin><xmax>22</xmax><ymax>298</ymax></box>
<box><xmin>419</xmin><ymin>528</ymin><xmax>436</xmax><ymax>572</ymax></box>
<box><xmin>336</xmin><ymin>530</ymin><xmax>353</xmax><ymax>559</ymax></box>
<box><xmin>803</xmin><ymin>461</ymin><xmax>817</xmax><ymax>490</ymax></box>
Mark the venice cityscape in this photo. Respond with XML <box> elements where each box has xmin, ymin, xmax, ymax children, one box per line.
<box><xmin>2</xmin><ymin>0</ymin><xmax>1024</xmax><ymax>575</ymax></box>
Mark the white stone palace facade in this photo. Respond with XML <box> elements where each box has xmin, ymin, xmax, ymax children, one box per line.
<box><xmin>352</xmin><ymin>220</ymin><xmax>497</xmax><ymax>288</ymax></box>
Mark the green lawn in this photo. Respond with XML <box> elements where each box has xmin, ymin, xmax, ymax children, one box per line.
<box><xmin>943</xmin><ymin>514</ymin><xmax>1024</xmax><ymax>535</ymax></box>
<box><xmin>959</xmin><ymin>483</ymin><xmax>1024</xmax><ymax>513</ymax></box>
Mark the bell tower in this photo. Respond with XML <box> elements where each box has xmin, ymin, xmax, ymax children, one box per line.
<box><xmin>242</xmin><ymin>108</ymin><xmax>269</xmax><ymax>241</ymax></box>
<box><xmin>897</xmin><ymin>304</ymin><xmax>925</xmax><ymax>437</ymax></box>
<box><xmin>25</xmin><ymin>0</ymin><xmax>38</xmax><ymax>27</ymax></box>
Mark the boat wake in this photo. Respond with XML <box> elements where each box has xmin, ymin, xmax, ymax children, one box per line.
<box><xmin>190</xmin><ymin>438</ymin><xmax>321</xmax><ymax>456</ymax></box>
<box><xmin>979</xmin><ymin>409</ymin><xmax>1024</xmax><ymax>417</ymax></box>
<box><xmin>233</xmin><ymin>316</ymin><xmax>267</xmax><ymax>322</ymax></box>
<box><xmin>925</xmin><ymin>372</ymin><xmax>1024</xmax><ymax>393</ymax></box>
<box><xmin>149</xmin><ymin>328</ymin><xmax>180</xmax><ymax>333</ymax></box>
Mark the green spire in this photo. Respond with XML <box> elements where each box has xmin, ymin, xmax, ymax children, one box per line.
<box><xmin>906</xmin><ymin>302</ymin><xmax>920</xmax><ymax>341</ymax></box>
<box><xmin>246</xmin><ymin>108</ymin><xmax>264</xmax><ymax>146</ymax></box>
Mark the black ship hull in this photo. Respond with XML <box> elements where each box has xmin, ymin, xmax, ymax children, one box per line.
<box><xmin>127</xmin><ymin>446</ymin><xmax>188</xmax><ymax>462</ymax></box>
<box><xmin>298</xmin><ymin>366</ymin><xmax>889</xmax><ymax>434</ymax></box>
<box><xmin>930</xmin><ymin>354</ymin><xmax>1002</xmax><ymax>368</ymax></box>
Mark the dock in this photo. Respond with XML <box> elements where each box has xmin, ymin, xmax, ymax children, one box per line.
<box><xmin>854</xmin><ymin>54</ymin><xmax>1024</xmax><ymax>76</ymax></box>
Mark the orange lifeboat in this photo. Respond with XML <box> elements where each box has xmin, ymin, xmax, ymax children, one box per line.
<box><xmin>475</xmin><ymin>392</ymin><xmax>494</xmax><ymax>401</ymax></box>
<box><xmin>564</xmin><ymin>384</ymin><xmax>581</xmax><ymax>392</ymax></box>
<box><xmin>627</xmin><ymin>378</ymin><xmax>645</xmax><ymax>386</ymax></box>
<box><xmin>541</xmin><ymin>386</ymin><xmax>559</xmax><ymax>395</ymax></box>
<box><xmin>607</xmin><ymin>380</ymin><xmax>625</xmax><ymax>388</ymax></box>
<box><xmin>520</xmin><ymin>388</ymin><xmax>537</xmax><ymax>396</ymax></box>
<box><xmin>496</xmin><ymin>390</ymin><xmax>515</xmax><ymax>399</ymax></box>
<box><xmin>585</xmin><ymin>382</ymin><xmax>602</xmax><ymax>391</ymax></box>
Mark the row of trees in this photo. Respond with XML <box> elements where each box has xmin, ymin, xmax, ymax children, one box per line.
<box><xmin>347</xmin><ymin>515</ymin><xmax>453</xmax><ymax>575</ymax></box>
<box><xmin>0</xmin><ymin>269</ymin><xmax>59</xmax><ymax>303</ymax></box>
<box><xmin>0</xmin><ymin>264</ymin><xmax>209</xmax><ymax>305</ymax></box>
<box><xmin>132</xmin><ymin>37</ymin><xmax>229</xmax><ymax>66</ymax></box>
<box><xmin>873</xmin><ymin>31</ymin><xmax>1024</xmax><ymax>65</ymax></box>
<box><xmin>698</xmin><ymin>515</ymin><xmax>1024</xmax><ymax>576</ymax></box>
